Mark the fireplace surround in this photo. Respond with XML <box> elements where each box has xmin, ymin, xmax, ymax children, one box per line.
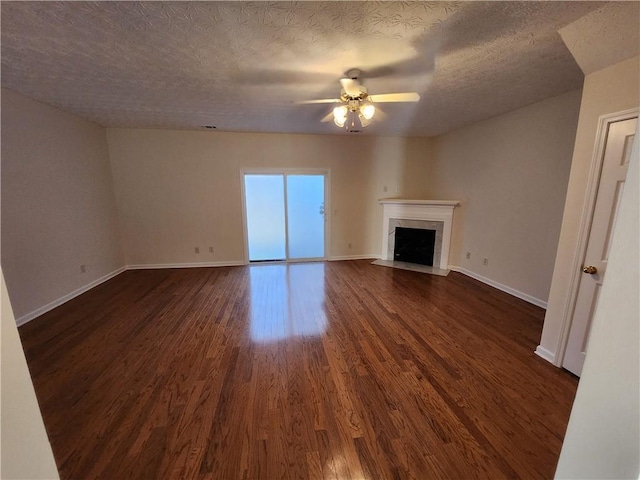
<box><xmin>379</xmin><ymin>199</ymin><xmax>459</xmax><ymax>271</ymax></box>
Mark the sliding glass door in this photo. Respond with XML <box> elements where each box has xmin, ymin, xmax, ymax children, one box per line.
<box><xmin>244</xmin><ymin>175</ymin><xmax>287</xmax><ymax>261</ymax></box>
<box><xmin>243</xmin><ymin>172</ymin><xmax>326</xmax><ymax>262</ymax></box>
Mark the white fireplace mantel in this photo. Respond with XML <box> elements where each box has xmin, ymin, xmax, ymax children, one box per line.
<box><xmin>379</xmin><ymin>199</ymin><xmax>460</xmax><ymax>207</ymax></box>
<box><xmin>379</xmin><ymin>199</ymin><xmax>459</xmax><ymax>270</ymax></box>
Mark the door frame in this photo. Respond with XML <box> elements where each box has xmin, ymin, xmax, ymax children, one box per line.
<box><xmin>554</xmin><ymin>108</ymin><xmax>638</xmax><ymax>367</ymax></box>
<box><xmin>239</xmin><ymin>167</ymin><xmax>331</xmax><ymax>264</ymax></box>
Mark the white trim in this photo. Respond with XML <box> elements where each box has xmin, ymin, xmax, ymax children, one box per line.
<box><xmin>127</xmin><ymin>261</ymin><xmax>246</xmax><ymax>270</ymax></box>
<box><xmin>329</xmin><ymin>254</ymin><xmax>379</xmax><ymax>261</ymax></box>
<box><xmin>534</xmin><ymin>345</ymin><xmax>556</xmax><ymax>363</ymax></box>
<box><xmin>15</xmin><ymin>266</ymin><xmax>127</xmax><ymax>326</ymax></box>
<box><xmin>553</xmin><ymin>108</ymin><xmax>639</xmax><ymax>367</ymax></box>
<box><xmin>450</xmin><ymin>266</ymin><xmax>548</xmax><ymax>309</ymax></box>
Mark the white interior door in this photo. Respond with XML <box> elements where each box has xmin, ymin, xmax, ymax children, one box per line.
<box><xmin>563</xmin><ymin>117</ymin><xmax>637</xmax><ymax>376</ymax></box>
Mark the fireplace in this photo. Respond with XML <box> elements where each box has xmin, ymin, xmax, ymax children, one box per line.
<box><xmin>378</xmin><ymin>199</ymin><xmax>459</xmax><ymax>271</ymax></box>
<box><xmin>394</xmin><ymin>227</ymin><xmax>436</xmax><ymax>266</ymax></box>
<box><xmin>387</xmin><ymin>218</ymin><xmax>444</xmax><ymax>267</ymax></box>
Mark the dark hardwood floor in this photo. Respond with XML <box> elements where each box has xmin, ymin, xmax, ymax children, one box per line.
<box><xmin>19</xmin><ymin>260</ymin><xmax>578</xmax><ymax>479</ymax></box>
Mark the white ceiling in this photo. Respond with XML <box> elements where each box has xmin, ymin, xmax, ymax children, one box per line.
<box><xmin>1</xmin><ymin>1</ymin><xmax>634</xmax><ymax>136</ymax></box>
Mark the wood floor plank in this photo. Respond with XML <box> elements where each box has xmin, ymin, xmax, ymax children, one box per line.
<box><xmin>18</xmin><ymin>260</ymin><xmax>578</xmax><ymax>479</ymax></box>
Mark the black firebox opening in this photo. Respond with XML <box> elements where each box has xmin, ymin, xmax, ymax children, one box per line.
<box><xmin>393</xmin><ymin>227</ymin><xmax>436</xmax><ymax>266</ymax></box>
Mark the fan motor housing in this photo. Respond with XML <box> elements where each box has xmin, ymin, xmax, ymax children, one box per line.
<box><xmin>340</xmin><ymin>86</ymin><xmax>368</xmax><ymax>103</ymax></box>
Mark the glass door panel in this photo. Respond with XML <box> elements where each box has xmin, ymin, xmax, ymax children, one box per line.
<box><xmin>286</xmin><ymin>174</ymin><xmax>325</xmax><ymax>259</ymax></box>
<box><xmin>244</xmin><ymin>174</ymin><xmax>286</xmax><ymax>261</ymax></box>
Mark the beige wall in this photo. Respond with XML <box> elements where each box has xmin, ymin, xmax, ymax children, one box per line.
<box><xmin>106</xmin><ymin>91</ymin><xmax>582</xmax><ymax>305</ymax></box>
<box><xmin>106</xmin><ymin>129</ymin><xmax>431</xmax><ymax>266</ymax></box>
<box><xmin>1</xmin><ymin>269</ymin><xmax>59</xmax><ymax>479</ymax></box>
<box><xmin>1</xmin><ymin>85</ymin><xmax>585</xmax><ymax>321</ymax></box>
<box><xmin>538</xmin><ymin>56</ymin><xmax>640</xmax><ymax>363</ymax></box>
<box><xmin>428</xmin><ymin>90</ymin><xmax>582</xmax><ymax>304</ymax></box>
<box><xmin>555</xmin><ymin>124</ymin><xmax>639</xmax><ymax>480</ymax></box>
<box><xmin>0</xmin><ymin>85</ymin><xmax>590</xmax><ymax>323</ymax></box>
<box><xmin>1</xmin><ymin>89</ymin><xmax>124</xmax><ymax>322</ymax></box>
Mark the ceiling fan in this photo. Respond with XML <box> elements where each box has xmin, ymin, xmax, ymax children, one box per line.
<box><xmin>296</xmin><ymin>69</ymin><xmax>420</xmax><ymax>132</ymax></box>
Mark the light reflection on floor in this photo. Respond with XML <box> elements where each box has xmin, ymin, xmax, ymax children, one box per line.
<box><xmin>249</xmin><ymin>262</ymin><xmax>328</xmax><ymax>342</ymax></box>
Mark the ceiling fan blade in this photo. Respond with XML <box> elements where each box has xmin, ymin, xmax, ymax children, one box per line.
<box><xmin>295</xmin><ymin>98</ymin><xmax>341</xmax><ymax>104</ymax></box>
<box><xmin>340</xmin><ymin>78</ymin><xmax>361</xmax><ymax>97</ymax></box>
<box><xmin>368</xmin><ymin>92</ymin><xmax>420</xmax><ymax>103</ymax></box>
<box><xmin>320</xmin><ymin>112</ymin><xmax>334</xmax><ymax>123</ymax></box>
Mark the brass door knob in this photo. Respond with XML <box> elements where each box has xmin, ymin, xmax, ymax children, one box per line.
<box><xmin>582</xmin><ymin>265</ymin><xmax>598</xmax><ymax>274</ymax></box>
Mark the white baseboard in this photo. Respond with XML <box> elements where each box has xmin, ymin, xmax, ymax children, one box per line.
<box><xmin>126</xmin><ymin>261</ymin><xmax>246</xmax><ymax>270</ymax></box>
<box><xmin>16</xmin><ymin>261</ymin><xmax>248</xmax><ymax>326</ymax></box>
<box><xmin>328</xmin><ymin>255</ymin><xmax>379</xmax><ymax>261</ymax></box>
<box><xmin>131</xmin><ymin>258</ymin><xmax>380</xmax><ymax>267</ymax></box>
<box><xmin>534</xmin><ymin>345</ymin><xmax>556</xmax><ymax>364</ymax></box>
<box><xmin>449</xmin><ymin>266</ymin><xmax>548</xmax><ymax>309</ymax></box>
<box><xmin>15</xmin><ymin>266</ymin><xmax>127</xmax><ymax>327</ymax></box>
<box><xmin>17</xmin><ymin>260</ymin><xmax>544</xmax><ymax>329</ymax></box>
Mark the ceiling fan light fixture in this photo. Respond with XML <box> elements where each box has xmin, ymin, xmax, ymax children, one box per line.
<box><xmin>297</xmin><ymin>68</ymin><xmax>421</xmax><ymax>132</ymax></box>
<box><xmin>358</xmin><ymin>112</ymin><xmax>371</xmax><ymax>128</ymax></box>
<box><xmin>332</xmin><ymin>101</ymin><xmax>374</xmax><ymax>131</ymax></box>
<box><xmin>345</xmin><ymin>110</ymin><xmax>359</xmax><ymax>131</ymax></box>
<box><xmin>360</xmin><ymin>103</ymin><xmax>375</xmax><ymax>120</ymax></box>
<box><xmin>333</xmin><ymin>105</ymin><xmax>348</xmax><ymax>127</ymax></box>
<box><xmin>333</xmin><ymin>105</ymin><xmax>347</xmax><ymax>118</ymax></box>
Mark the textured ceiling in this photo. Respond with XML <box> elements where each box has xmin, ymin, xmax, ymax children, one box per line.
<box><xmin>1</xmin><ymin>1</ymin><xmax>631</xmax><ymax>136</ymax></box>
<box><xmin>559</xmin><ymin>2</ymin><xmax>640</xmax><ymax>75</ymax></box>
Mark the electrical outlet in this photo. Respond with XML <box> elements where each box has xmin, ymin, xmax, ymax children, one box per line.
<box><xmin>195</xmin><ymin>247</ymin><xmax>200</xmax><ymax>254</ymax></box>
<box><xmin>383</xmin><ymin>185</ymin><xmax>388</xmax><ymax>193</ymax></box>
<box><xmin>80</xmin><ymin>264</ymin><xmax>86</xmax><ymax>273</ymax></box>
<box><xmin>348</xmin><ymin>243</ymin><xmax>352</xmax><ymax>249</ymax></box>
<box><xmin>466</xmin><ymin>252</ymin><xmax>471</xmax><ymax>259</ymax></box>
<box><xmin>209</xmin><ymin>246</ymin><xmax>214</xmax><ymax>253</ymax></box>
<box><xmin>483</xmin><ymin>258</ymin><xmax>489</xmax><ymax>266</ymax></box>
